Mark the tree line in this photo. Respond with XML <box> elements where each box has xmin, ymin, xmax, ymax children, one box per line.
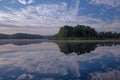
<box><xmin>0</xmin><ymin>33</ymin><xmax>43</xmax><ymax>39</ymax></box>
<box><xmin>57</xmin><ymin>25</ymin><xmax>120</xmax><ymax>39</ymax></box>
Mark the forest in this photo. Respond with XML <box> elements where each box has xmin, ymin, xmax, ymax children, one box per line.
<box><xmin>57</xmin><ymin>25</ymin><xmax>120</xmax><ymax>40</ymax></box>
<box><xmin>0</xmin><ymin>33</ymin><xmax>43</xmax><ymax>39</ymax></box>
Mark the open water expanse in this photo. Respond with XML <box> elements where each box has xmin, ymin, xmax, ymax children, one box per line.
<box><xmin>0</xmin><ymin>40</ymin><xmax>120</xmax><ymax>80</ymax></box>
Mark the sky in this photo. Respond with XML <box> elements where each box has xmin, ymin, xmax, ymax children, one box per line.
<box><xmin>0</xmin><ymin>0</ymin><xmax>120</xmax><ymax>35</ymax></box>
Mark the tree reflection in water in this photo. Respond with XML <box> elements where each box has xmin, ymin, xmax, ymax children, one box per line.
<box><xmin>0</xmin><ymin>40</ymin><xmax>42</xmax><ymax>46</ymax></box>
<box><xmin>0</xmin><ymin>40</ymin><xmax>120</xmax><ymax>55</ymax></box>
<box><xmin>0</xmin><ymin>41</ymin><xmax>120</xmax><ymax>80</ymax></box>
<box><xmin>56</xmin><ymin>42</ymin><xmax>120</xmax><ymax>55</ymax></box>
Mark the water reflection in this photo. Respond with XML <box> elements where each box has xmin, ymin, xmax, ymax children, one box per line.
<box><xmin>0</xmin><ymin>40</ymin><xmax>120</xmax><ymax>55</ymax></box>
<box><xmin>56</xmin><ymin>42</ymin><xmax>120</xmax><ymax>55</ymax></box>
<box><xmin>0</xmin><ymin>40</ymin><xmax>42</xmax><ymax>46</ymax></box>
<box><xmin>0</xmin><ymin>41</ymin><xmax>120</xmax><ymax>80</ymax></box>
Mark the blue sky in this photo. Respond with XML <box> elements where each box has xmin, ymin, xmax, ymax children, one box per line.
<box><xmin>0</xmin><ymin>0</ymin><xmax>120</xmax><ymax>35</ymax></box>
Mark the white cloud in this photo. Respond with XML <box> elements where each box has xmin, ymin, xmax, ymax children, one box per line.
<box><xmin>0</xmin><ymin>0</ymin><xmax>120</xmax><ymax>35</ymax></box>
<box><xmin>89</xmin><ymin>19</ymin><xmax>120</xmax><ymax>32</ymax></box>
<box><xmin>18</xmin><ymin>0</ymin><xmax>33</xmax><ymax>5</ymax></box>
<box><xmin>0</xmin><ymin>1</ymin><xmax>80</xmax><ymax>34</ymax></box>
<box><xmin>1</xmin><ymin>2</ymin><xmax>68</xmax><ymax>25</ymax></box>
<box><xmin>0</xmin><ymin>1</ymin><xmax>81</xmax><ymax>26</ymax></box>
<box><xmin>89</xmin><ymin>0</ymin><xmax>120</xmax><ymax>8</ymax></box>
<box><xmin>16</xmin><ymin>74</ymin><xmax>34</xmax><ymax>80</ymax></box>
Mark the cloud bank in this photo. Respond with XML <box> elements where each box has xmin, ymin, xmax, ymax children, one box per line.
<box><xmin>0</xmin><ymin>1</ymin><xmax>80</xmax><ymax>34</ymax></box>
<box><xmin>0</xmin><ymin>0</ymin><xmax>120</xmax><ymax>35</ymax></box>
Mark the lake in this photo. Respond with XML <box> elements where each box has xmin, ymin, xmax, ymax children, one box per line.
<box><xmin>0</xmin><ymin>40</ymin><xmax>120</xmax><ymax>80</ymax></box>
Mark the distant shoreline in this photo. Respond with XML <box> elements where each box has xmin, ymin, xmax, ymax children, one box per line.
<box><xmin>0</xmin><ymin>39</ymin><xmax>120</xmax><ymax>43</ymax></box>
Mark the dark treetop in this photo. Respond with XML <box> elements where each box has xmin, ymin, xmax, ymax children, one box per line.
<box><xmin>57</xmin><ymin>25</ymin><xmax>120</xmax><ymax>40</ymax></box>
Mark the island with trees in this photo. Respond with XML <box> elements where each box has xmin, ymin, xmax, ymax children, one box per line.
<box><xmin>57</xmin><ymin>25</ymin><xmax>120</xmax><ymax>40</ymax></box>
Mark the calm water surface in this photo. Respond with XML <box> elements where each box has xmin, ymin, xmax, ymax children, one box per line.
<box><xmin>0</xmin><ymin>40</ymin><xmax>120</xmax><ymax>80</ymax></box>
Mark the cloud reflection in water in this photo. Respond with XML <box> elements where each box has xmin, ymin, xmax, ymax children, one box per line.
<box><xmin>0</xmin><ymin>42</ymin><xmax>120</xmax><ymax>80</ymax></box>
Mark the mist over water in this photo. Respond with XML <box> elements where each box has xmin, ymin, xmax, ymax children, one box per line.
<box><xmin>0</xmin><ymin>40</ymin><xmax>120</xmax><ymax>80</ymax></box>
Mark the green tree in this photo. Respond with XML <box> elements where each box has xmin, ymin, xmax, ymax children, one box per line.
<box><xmin>57</xmin><ymin>25</ymin><xmax>73</xmax><ymax>39</ymax></box>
